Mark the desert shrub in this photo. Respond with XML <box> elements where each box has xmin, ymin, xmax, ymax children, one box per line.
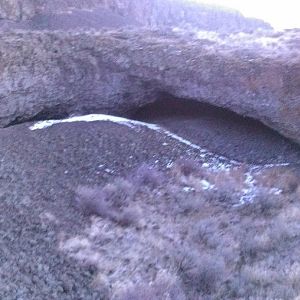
<box><xmin>166</xmin><ymin>184</ymin><xmax>204</xmax><ymax>214</ymax></box>
<box><xmin>115</xmin><ymin>283</ymin><xmax>165</xmax><ymax>300</ymax></box>
<box><xmin>74</xmin><ymin>178</ymin><xmax>139</xmax><ymax>226</ymax></box>
<box><xmin>114</xmin><ymin>273</ymin><xmax>186</xmax><ymax>300</ymax></box>
<box><xmin>115</xmin><ymin>208</ymin><xmax>140</xmax><ymax>227</ymax></box>
<box><xmin>192</xmin><ymin>218</ymin><xmax>219</xmax><ymax>248</ymax></box>
<box><xmin>173</xmin><ymin>158</ymin><xmax>202</xmax><ymax>177</ymax></box>
<box><xmin>176</xmin><ymin>250</ymin><xmax>225</xmax><ymax>295</ymax></box>
<box><xmin>226</xmin><ymin>260</ymin><xmax>298</xmax><ymax>299</ymax></box>
<box><xmin>102</xmin><ymin>178</ymin><xmax>135</xmax><ymax>207</ymax></box>
<box><xmin>239</xmin><ymin>234</ymin><xmax>273</xmax><ymax>262</ymax></box>
<box><xmin>184</xmin><ymin>169</ymin><xmax>242</xmax><ymax>205</ymax></box>
<box><xmin>239</xmin><ymin>220</ymin><xmax>297</xmax><ymax>262</ymax></box>
<box><xmin>236</xmin><ymin>265</ymin><xmax>297</xmax><ymax>299</ymax></box>
<box><xmin>207</xmin><ymin>189</ymin><xmax>238</xmax><ymax>205</ymax></box>
<box><xmin>131</xmin><ymin>163</ymin><xmax>165</xmax><ymax>189</ymax></box>
<box><xmin>239</xmin><ymin>189</ymin><xmax>283</xmax><ymax>217</ymax></box>
<box><xmin>74</xmin><ymin>186</ymin><xmax>105</xmax><ymax>216</ymax></box>
<box><xmin>208</xmin><ymin>166</ymin><xmax>246</xmax><ymax>193</ymax></box>
<box><xmin>258</xmin><ymin>167</ymin><xmax>299</xmax><ymax>194</ymax></box>
<box><xmin>266</xmin><ymin>220</ymin><xmax>295</xmax><ymax>250</ymax></box>
<box><xmin>73</xmin><ymin>161</ymin><xmax>300</xmax><ymax>299</ymax></box>
<box><xmin>177</xmin><ymin>193</ymin><xmax>204</xmax><ymax>214</ymax></box>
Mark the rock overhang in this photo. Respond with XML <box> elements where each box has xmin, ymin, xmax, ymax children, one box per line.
<box><xmin>0</xmin><ymin>28</ymin><xmax>299</xmax><ymax>144</ymax></box>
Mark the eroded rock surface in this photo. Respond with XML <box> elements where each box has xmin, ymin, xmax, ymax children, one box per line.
<box><xmin>0</xmin><ymin>29</ymin><xmax>299</xmax><ymax>143</ymax></box>
<box><xmin>0</xmin><ymin>0</ymin><xmax>36</xmax><ymax>21</ymax></box>
<box><xmin>0</xmin><ymin>0</ymin><xmax>271</xmax><ymax>32</ymax></box>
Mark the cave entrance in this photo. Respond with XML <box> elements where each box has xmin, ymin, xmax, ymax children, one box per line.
<box><xmin>132</xmin><ymin>96</ymin><xmax>300</xmax><ymax>165</ymax></box>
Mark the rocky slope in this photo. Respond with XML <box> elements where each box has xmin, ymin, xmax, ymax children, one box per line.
<box><xmin>1</xmin><ymin>116</ymin><xmax>300</xmax><ymax>299</ymax></box>
<box><xmin>0</xmin><ymin>117</ymin><xmax>227</xmax><ymax>299</ymax></box>
<box><xmin>0</xmin><ymin>0</ymin><xmax>271</xmax><ymax>32</ymax></box>
<box><xmin>0</xmin><ymin>29</ymin><xmax>299</xmax><ymax>144</ymax></box>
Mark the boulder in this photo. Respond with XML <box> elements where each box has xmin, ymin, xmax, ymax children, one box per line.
<box><xmin>0</xmin><ymin>29</ymin><xmax>299</xmax><ymax>144</ymax></box>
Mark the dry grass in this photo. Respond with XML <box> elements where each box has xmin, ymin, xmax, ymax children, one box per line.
<box><xmin>114</xmin><ymin>272</ymin><xmax>186</xmax><ymax>300</ymax></box>
<box><xmin>69</xmin><ymin>159</ymin><xmax>300</xmax><ymax>299</ymax></box>
<box><xmin>75</xmin><ymin>178</ymin><xmax>139</xmax><ymax>226</ymax></box>
<box><xmin>255</xmin><ymin>166</ymin><xmax>300</xmax><ymax>194</ymax></box>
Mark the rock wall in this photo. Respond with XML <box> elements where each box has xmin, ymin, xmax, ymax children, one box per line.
<box><xmin>0</xmin><ymin>29</ymin><xmax>299</xmax><ymax>144</ymax></box>
<box><xmin>0</xmin><ymin>0</ymin><xmax>36</xmax><ymax>21</ymax></box>
<box><xmin>0</xmin><ymin>0</ymin><xmax>271</xmax><ymax>32</ymax></box>
<box><xmin>96</xmin><ymin>0</ymin><xmax>271</xmax><ymax>32</ymax></box>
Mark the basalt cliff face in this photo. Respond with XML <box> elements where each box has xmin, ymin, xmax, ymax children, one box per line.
<box><xmin>0</xmin><ymin>0</ymin><xmax>36</xmax><ymax>21</ymax></box>
<box><xmin>0</xmin><ymin>29</ymin><xmax>299</xmax><ymax>144</ymax></box>
<box><xmin>95</xmin><ymin>0</ymin><xmax>271</xmax><ymax>32</ymax></box>
<box><xmin>0</xmin><ymin>0</ymin><xmax>271</xmax><ymax>32</ymax></box>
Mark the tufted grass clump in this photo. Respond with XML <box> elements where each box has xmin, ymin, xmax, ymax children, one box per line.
<box><xmin>131</xmin><ymin>163</ymin><xmax>165</xmax><ymax>189</ymax></box>
<box><xmin>75</xmin><ymin>178</ymin><xmax>139</xmax><ymax>226</ymax></box>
